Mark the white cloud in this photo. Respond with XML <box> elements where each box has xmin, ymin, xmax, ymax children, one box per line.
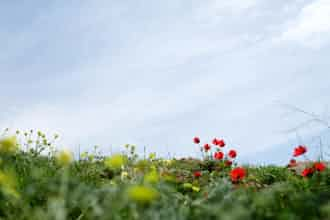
<box><xmin>280</xmin><ymin>0</ymin><xmax>330</xmax><ymax>48</ymax></box>
<box><xmin>1</xmin><ymin>1</ymin><xmax>330</xmax><ymax>162</ymax></box>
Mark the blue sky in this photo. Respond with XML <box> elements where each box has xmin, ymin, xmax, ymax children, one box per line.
<box><xmin>1</xmin><ymin>0</ymin><xmax>330</xmax><ymax>163</ymax></box>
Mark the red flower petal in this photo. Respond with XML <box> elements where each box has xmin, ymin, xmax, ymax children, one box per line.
<box><xmin>214</xmin><ymin>151</ymin><xmax>224</xmax><ymax>160</ymax></box>
<box><xmin>203</xmin><ymin>144</ymin><xmax>211</xmax><ymax>152</ymax></box>
<box><xmin>314</xmin><ymin>162</ymin><xmax>326</xmax><ymax>172</ymax></box>
<box><xmin>228</xmin><ymin>150</ymin><xmax>237</xmax><ymax>158</ymax></box>
<box><xmin>293</xmin><ymin>145</ymin><xmax>307</xmax><ymax>157</ymax></box>
<box><xmin>230</xmin><ymin>167</ymin><xmax>246</xmax><ymax>183</ymax></box>
<box><xmin>217</xmin><ymin>139</ymin><xmax>226</xmax><ymax>147</ymax></box>
<box><xmin>301</xmin><ymin>167</ymin><xmax>314</xmax><ymax>177</ymax></box>
<box><xmin>194</xmin><ymin>171</ymin><xmax>202</xmax><ymax>178</ymax></box>
<box><xmin>193</xmin><ymin>137</ymin><xmax>200</xmax><ymax>144</ymax></box>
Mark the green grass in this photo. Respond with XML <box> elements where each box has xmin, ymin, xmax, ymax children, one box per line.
<box><xmin>0</xmin><ymin>133</ymin><xmax>330</xmax><ymax>220</ymax></box>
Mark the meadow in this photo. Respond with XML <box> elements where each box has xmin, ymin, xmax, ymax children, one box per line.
<box><xmin>0</xmin><ymin>129</ymin><xmax>330</xmax><ymax>220</ymax></box>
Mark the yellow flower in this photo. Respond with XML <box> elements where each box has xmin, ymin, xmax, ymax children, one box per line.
<box><xmin>149</xmin><ymin>152</ymin><xmax>156</xmax><ymax>160</ymax></box>
<box><xmin>144</xmin><ymin>171</ymin><xmax>159</xmax><ymax>184</ymax></box>
<box><xmin>127</xmin><ymin>185</ymin><xmax>159</xmax><ymax>204</ymax></box>
<box><xmin>104</xmin><ymin>154</ymin><xmax>126</xmax><ymax>169</ymax></box>
<box><xmin>56</xmin><ymin>149</ymin><xmax>73</xmax><ymax>166</ymax></box>
<box><xmin>80</xmin><ymin>152</ymin><xmax>88</xmax><ymax>159</ymax></box>
<box><xmin>0</xmin><ymin>136</ymin><xmax>19</xmax><ymax>153</ymax></box>
<box><xmin>0</xmin><ymin>171</ymin><xmax>19</xmax><ymax>198</ymax></box>
<box><xmin>183</xmin><ymin>183</ymin><xmax>193</xmax><ymax>189</ymax></box>
<box><xmin>192</xmin><ymin>186</ymin><xmax>200</xmax><ymax>192</ymax></box>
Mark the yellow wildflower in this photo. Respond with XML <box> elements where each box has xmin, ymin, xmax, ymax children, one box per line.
<box><xmin>149</xmin><ymin>152</ymin><xmax>156</xmax><ymax>160</ymax></box>
<box><xmin>104</xmin><ymin>154</ymin><xmax>126</xmax><ymax>170</ymax></box>
<box><xmin>192</xmin><ymin>186</ymin><xmax>200</xmax><ymax>192</ymax></box>
<box><xmin>0</xmin><ymin>136</ymin><xmax>19</xmax><ymax>153</ymax></box>
<box><xmin>80</xmin><ymin>152</ymin><xmax>88</xmax><ymax>159</ymax></box>
<box><xmin>183</xmin><ymin>183</ymin><xmax>193</xmax><ymax>189</ymax></box>
<box><xmin>56</xmin><ymin>149</ymin><xmax>73</xmax><ymax>166</ymax></box>
<box><xmin>0</xmin><ymin>171</ymin><xmax>19</xmax><ymax>198</ymax></box>
<box><xmin>127</xmin><ymin>185</ymin><xmax>159</xmax><ymax>204</ymax></box>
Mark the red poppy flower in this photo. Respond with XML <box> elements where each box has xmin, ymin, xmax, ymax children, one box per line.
<box><xmin>214</xmin><ymin>151</ymin><xmax>224</xmax><ymax>160</ymax></box>
<box><xmin>230</xmin><ymin>167</ymin><xmax>246</xmax><ymax>183</ymax></box>
<box><xmin>212</xmin><ymin>138</ymin><xmax>219</xmax><ymax>145</ymax></box>
<box><xmin>194</xmin><ymin>171</ymin><xmax>202</xmax><ymax>178</ymax></box>
<box><xmin>228</xmin><ymin>150</ymin><xmax>237</xmax><ymax>158</ymax></box>
<box><xmin>314</xmin><ymin>162</ymin><xmax>326</xmax><ymax>172</ymax></box>
<box><xmin>217</xmin><ymin>139</ymin><xmax>226</xmax><ymax>147</ymax></box>
<box><xmin>204</xmin><ymin>144</ymin><xmax>211</xmax><ymax>152</ymax></box>
<box><xmin>288</xmin><ymin>159</ymin><xmax>297</xmax><ymax>167</ymax></box>
<box><xmin>293</xmin><ymin>145</ymin><xmax>307</xmax><ymax>157</ymax></box>
<box><xmin>225</xmin><ymin>160</ymin><xmax>232</xmax><ymax>167</ymax></box>
<box><xmin>301</xmin><ymin>168</ymin><xmax>314</xmax><ymax>177</ymax></box>
<box><xmin>193</xmin><ymin>137</ymin><xmax>200</xmax><ymax>144</ymax></box>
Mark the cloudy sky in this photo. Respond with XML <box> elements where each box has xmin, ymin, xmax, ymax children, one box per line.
<box><xmin>1</xmin><ymin>0</ymin><xmax>330</xmax><ymax>163</ymax></box>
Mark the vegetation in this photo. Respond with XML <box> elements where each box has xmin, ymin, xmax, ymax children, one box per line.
<box><xmin>0</xmin><ymin>130</ymin><xmax>329</xmax><ymax>220</ymax></box>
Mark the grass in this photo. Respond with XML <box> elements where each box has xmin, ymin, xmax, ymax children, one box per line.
<box><xmin>0</xmin><ymin>131</ymin><xmax>329</xmax><ymax>220</ymax></box>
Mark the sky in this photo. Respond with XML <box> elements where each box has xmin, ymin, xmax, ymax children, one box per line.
<box><xmin>1</xmin><ymin>0</ymin><xmax>330</xmax><ymax>163</ymax></box>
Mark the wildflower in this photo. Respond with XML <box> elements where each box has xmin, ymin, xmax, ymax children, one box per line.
<box><xmin>228</xmin><ymin>150</ymin><xmax>237</xmax><ymax>158</ymax></box>
<box><xmin>230</xmin><ymin>167</ymin><xmax>246</xmax><ymax>183</ymax></box>
<box><xmin>0</xmin><ymin>136</ymin><xmax>19</xmax><ymax>153</ymax></box>
<box><xmin>0</xmin><ymin>171</ymin><xmax>19</xmax><ymax>198</ymax></box>
<box><xmin>88</xmin><ymin>154</ymin><xmax>95</xmax><ymax>161</ymax></box>
<box><xmin>288</xmin><ymin>159</ymin><xmax>297</xmax><ymax>168</ymax></box>
<box><xmin>225</xmin><ymin>160</ymin><xmax>233</xmax><ymax>167</ymax></box>
<box><xmin>293</xmin><ymin>145</ymin><xmax>307</xmax><ymax>157</ymax></box>
<box><xmin>149</xmin><ymin>153</ymin><xmax>156</xmax><ymax>160</ymax></box>
<box><xmin>80</xmin><ymin>152</ymin><xmax>88</xmax><ymax>159</ymax></box>
<box><xmin>183</xmin><ymin>183</ymin><xmax>193</xmax><ymax>189</ymax></box>
<box><xmin>127</xmin><ymin>185</ymin><xmax>159</xmax><ymax>204</ymax></box>
<box><xmin>192</xmin><ymin>186</ymin><xmax>200</xmax><ymax>192</ymax></box>
<box><xmin>194</xmin><ymin>171</ymin><xmax>202</xmax><ymax>178</ymax></box>
<box><xmin>104</xmin><ymin>154</ymin><xmax>126</xmax><ymax>170</ymax></box>
<box><xmin>203</xmin><ymin>144</ymin><xmax>211</xmax><ymax>152</ymax></box>
<box><xmin>314</xmin><ymin>162</ymin><xmax>326</xmax><ymax>172</ymax></box>
<box><xmin>212</xmin><ymin>138</ymin><xmax>220</xmax><ymax>145</ymax></box>
<box><xmin>56</xmin><ymin>149</ymin><xmax>73</xmax><ymax>166</ymax></box>
<box><xmin>302</xmin><ymin>167</ymin><xmax>314</xmax><ymax>177</ymax></box>
<box><xmin>217</xmin><ymin>139</ymin><xmax>226</xmax><ymax>147</ymax></box>
<box><xmin>193</xmin><ymin>137</ymin><xmax>200</xmax><ymax>144</ymax></box>
<box><xmin>214</xmin><ymin>151</ymin><xmax>224</xmax><ymax>160</ymax></box>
